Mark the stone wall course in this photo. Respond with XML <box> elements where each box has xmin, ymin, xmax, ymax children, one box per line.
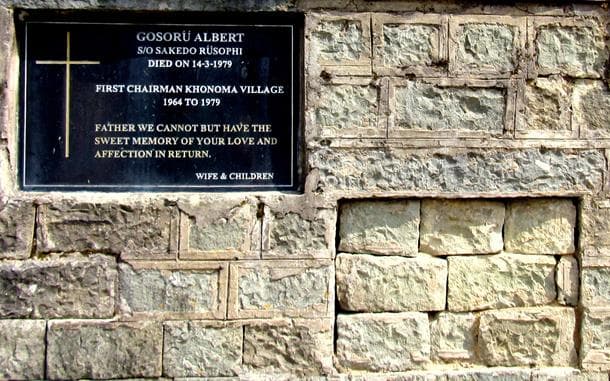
<box><xmin>0</xmin><ymin>320</ymin><xmax>45</xmax><ymax>380</ymax></box>
<box><xmin>0</xmin><ymin>200</ymin><xmax>35</xmax><ymax>259</ymax></box>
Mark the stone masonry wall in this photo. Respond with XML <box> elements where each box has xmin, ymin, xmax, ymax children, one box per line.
<box><xmin>0</xmin><ymin>1</ymin><xmax>610</xmax><ymax>380</ymax></box>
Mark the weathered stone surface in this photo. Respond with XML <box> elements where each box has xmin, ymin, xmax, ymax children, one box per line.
<box><xmin>243</xmin><ymin>319</ymin><xmax>333</xmax><ymax>375</ymax></box>
<box><xmin>382</xmin><ymin>24</ymin><xmax>439</xmax><ymax>67</ymax></box>
<box><xmin>0</xmin><ymin>320</ymin><xmax>45</xmax><ymax>380</ymax></box>
<box><xmin>119</xmin><ymin>262</ymin><xmax>225</xmax><ymax>318</ymax></box>
<box><xmin>456</xmin><ymin>23</ymin><xmax>515</xmax><ymax>73</ymax></box>
<box><xmin>479</xmin><ymin>307</ymin><xmax>577</xmax><ymax>367</ymax></box>
<box><xmin>535</xmin><ymin>24</ymin><xmax>606</xmax><ymax>77</ymax></box>
<box><xmin>164</xmin><ymin>321</ymin><xmax>242</xmax><ymax>377</ymax></box>
<box><xmin>581</xmin><ymin>308</ymin><xmax>610</xmax><ymax>371</ymax></box>
<box><xmin>574</xmin><ymin>80</ymin><xmax>610</xmax><ymax>138</ymax></box>
<box><xmin>309</xmin><ymin>148</ymin><xmax>605</xmax><ymax>194</ymax></box>
<box><xmin>338</xmin><ymin>200</ymin><xmax>419</xmax><ymax>256</ymax></box>
<box><xmin>393</xmin><ymin>81</ymin><xmax>505</xmax><ymax>132</ymax></box>
<box><xmin>37</xmin><ymin>202</ymin><xmax>177</xmax><ymax>258</ymax></box>
<box><xmin>420</xmin><ymin>199</ymin><xmax>504</xmax><ymax>255</ymax></box>
<box><xmin>336</xmin><ymin>312</ymin><xmax>430</xmax><ymax>372</ymax></box>
<box><xmin>582</xmin><ymin>267</ymin><xmax>610</xmax><ymax>307</ymax></box>
<box><xmin>446</xmin><ymin>368</ymin><xmax>531</xmax><ymax>381</ymax></box>
<box><xmin>0</xmin><ymin>254</ymin><xmax>116</xmax><ymax>318</ymax></box>
<box><xmin>520</xmin><ymin>76</ymin><xmax>571</xmax><ymax>132</ymax></box>
<box><xmin>430</xmin><ymin>312</ymin><xmax>477</xmax><ymax>363</ymax></box>
<box><xmin>311</xmin><ymin>18</ymin><xmax>367</xmax><ymax>64</ymax></box>
<box><xmin>0</xmin><ymin>201</ymin><xmax>35</xmax><ymax>259</ymax></box>
<box><xmin>581</xmin><ymin>199</ymin><xmax>610</xmax><ymax>257</ymax></box>
<box><xmin>47</xmin><ymin>320</ymin><xmax>162</xmax><ymax>380</ymax></box>
<box><xmin>0</xmin><ymin>6</ymin><xmax>12</xmax><ymax>141</ymax></box>
<box><xmin>557</xmin><ymin>256</ymin><xmax>579</xmax><ymax>306</ymax></box>
<box><xmin>315</xmin><ymin>84</ymin><xmax>378</xmax><ymax>132</ymax></box>
<box><xmin>531</xmin><ymin>368</ymin><xmax>598</xmax><ymax>381</ymax></box>
<box><xmin>336</xmin><ymin>253</ymin><xmax>446</xmax><ymax>312</ymax></box>
<box><xmin>229</xmin><ymin>260</ymin><xmax>332</xmax><ymax>318</ymax></box>
<box><xmin>448</xmin><ymin>254</ymin><xmax>556</xmax><ymax>311</ymax></box>
<box><xmin>504</xmin><ymin>199</ymin><xmax>576</xmax><ymax>254</ymax></box>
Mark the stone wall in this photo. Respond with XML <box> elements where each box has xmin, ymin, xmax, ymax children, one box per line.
<box><xmin>0</xmin><ymin>1</ymin><xmax>610</xmax><ymax>380</ymax></box>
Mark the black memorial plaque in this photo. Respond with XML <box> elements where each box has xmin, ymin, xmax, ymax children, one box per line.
<box><xmin>19</xmin><ymin>12</ymin><xmax>302</xmax><ymax>191</ymax></box>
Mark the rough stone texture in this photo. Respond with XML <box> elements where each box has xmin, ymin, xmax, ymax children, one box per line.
<box><xmin>581</xmin><ymin>308</ymin><xmax>610</xmax><ymax>371</ymax></box>
<box><xmin>309</xmin><ymin>148</ymin><xmax>605</xmax><ymax>194</ymax></box>
<box><xmin>535</xmin><ymin>24</ymin><xmax>606</xmax><ymax>78</ymax></box>
<box><xmin>0</xmin><ymin>6</ymin><xmax>12</xmax><ymax>140</ymax></box>
<box><xmin>448</xmin><ymin>254</ymin><xmax>556</xmax><ymax>311</ymax></box>
<box><xmin>531</xmin><ymin>368</ymin><xmax>603</xmax><ymax>381</ymax></box>
<box><xmin>420</xmin><ymin>199</ymin><xmax>504</xmax><ymax>255</ymax></box>
<box><xmin>430</xmin><ymin>312</ymin><xmax>477</xmax><ymax>363</ymax></box>
<box><xmin>119</xmin><ymin>263</ymin><xmax>224</xmax><ymax>317</ymax></box>
<box><xmin>164</xmin><ymin>321</ymin><xmax>242</xmax><ymax>377</ymax></box>
<box><xmin>0</xmin><ymin>320</ymin><xmax>46</xmax><ymax>380</ymax></box>
<box><xmin>336</xmin><ymin>253</ymin><xmax>446</xmax><ymax>312</ymax></box>
<box><xmin>315</xmin><ymin>84</ymin><xmax>378</xmax><ymax>132</ymax></box>
<box><xmin>582</xmin><ymin>267</ymin><xmax>610</xmax><ymax>307</ymax></box>
<box><xmin>446</xmin><ymin>368</ymin><xmax>531</xmax><ymax>381</ymax></box>
<box><xmin>557</xmin><ymin>256</ymin><xmax>579</xmax><ymax>306</ymax></box>
<box><xmin>0</xmin><ymin>254</ymin><xmax>116</xmax><ymax>318</ymax></box>
<box><xmin>574</xmin><ymin>80</ymin><xmax>610</xmax><ymax>138</ymax></box>
<box><xmin>393</xmin><ymin>81</ymin><xmax>505</xmax><ymax>132</ymax></box>
<box><xmin>336</xmin><ymin>312</ymin><xmax>430</xmax><ymax>372</ymax></box>
<box><xmin>47</xmin><ymin>320</ymin><xmax>162</xmax><ymax>380</ymax></box>
<box><xmin>382</xmin><ymin>24</ymin><xmax>439</xmax><ymax>67</ymax></box>
<box><xmin>311</xmin><ymin>18</ymin><xmax>366</xmax><ymax>63</ymax></box>
<box><xmin>229</xmin><ymin>261</ymin><xmax>332</xmax><ymax>318</ymax></box>
<box><xmin>456</xmin><ymin>23</ymin><xmax>515</xmax><ymax>73</ymax></box>
<box><xmin>504</xmin><ymin>199</ymin><xmax>576</xmax><ymax>254</ymax></box>
<box><xmin>338</xmin><ymin>200</ymin><xmax>420</xmax><ymax>256</ymax></box>
<box><xmin>243</xmin><ymin>319</ymin><xmax>333</xmax><ymax>376</ymax></box>
<box><xmin>479</xmin><ymin>307</ymin><xmax>577</xmax><ymax>367</ymax></box>
<box><xmin>520</xmin><ymin>76</ymin><xmax>571</xmax><ymax>132</ymax></box>
<box><xmin>581</xmin><ymin>199</ymin><xmax>610</xmax><ymax>257</ymax></box>
<box><xmin>0</xmin><ymin>201</ymin><xmax>35</xmax><ymax>259</ymax></box>
<box><xmin>37</xmin><ymin>202</ymin><xmax>177</xmax><ymax>259</ymax></box>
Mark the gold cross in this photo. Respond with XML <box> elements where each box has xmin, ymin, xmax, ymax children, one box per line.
<box><xmin>36</xmin><ymin>31</ymin><xmax>100</xmax><ymax>158</ymax></box>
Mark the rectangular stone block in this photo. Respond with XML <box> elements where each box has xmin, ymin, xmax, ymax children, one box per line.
<box><xmin>446</xmin><ymin>368</ymin><xmax>531</xmax><ymax>381</ymax></box>
<box><xmin>37</xmin><ymin>201</ymin><xmax>178</xmax><ymax>259</ymax></box>
<box><xmin>557</xmin><ymin>256</ymin><xmax>579</xmax><ymax>306</ymax></box>
<box><xmin>119</xmin><ymin>261</ymin><xmax>227</xmax><ymax>319</ymax></box>
<box><xmin>448</xmin><ymin>253</ymin><xmax>556</xmax><ymax>311</ymax></box>
<box><xmin>0</xmin><ymin>200</ymin><xmax>35</xmax><ymax>259</ymax></box>
<box><xmin>164</xmin><ymin>321</ymin><xmax>242</xmax><ymax>378</ymax></box>
<box><xmin>0</xmin><ymin>254</ymin><xmax>116</xmax><ymax>318</ymax></box>
<box><xmin>582</xmin><ymin>267</ymin><xmax>610</xmax><ymax>307</ymax></box>
<box><xmin>420</xmin><ymin>199</ymin><xmax>504</xmax><ymax>255</ymax></box>
<box><xmin>531</xmin><ymin>368</ymin><xmax>599</xmax><ymax>381</ymax></box>
<box><xmin>0</xmin><ymin>320</ymin><xmax>45</xmax><ymax>380</ymax></box>
<box><xmin>529</xmin><ymin>17</ymin><xmax>606</xmax><ymax>78</ymax></box>
<box><xmin>430</xmin><ymin>312</ymin><xmax>477</xmax><ymax>363</ymax></box>
<box><xmin>372</xmin><ymin>13</ymin><xmax>448</xmax><ymax>77</ymax></box>
<box><xmin>581</xmin><ymin>308</ymin><xmax>610</xmax><ymax>371</ymax></box>
<box><xmin>47</xmin><ymin>320</ymin><xmax>162</xmax><ymax>380</ymax></box>
<box><xmin>449</xmin><ymin>15</ymin><xmax>526</xmax><ymax>78</ymax></box>
<box><xmin>574</xmin><ymin>80</ymin><xmax>610</xmax><ymax>139</ymax></box>
<box><xmin>581</xmin><ymin>198</ymin><xmax>610</xmax><ymax>258</ymax></box>
<box><xmin>336</xmin><ymin>312</ymin><xmax>430</xmax><ymax>372</ymax></box>
<box><xmin>0</xmin><ymin>6</ymin><xmax>13</xmax><ymax>141</ymax></box>
<box><xmin>504</xmin><ymin>198</ymin><xmax>576</xmax><ymax>254</ymax></box>
<box><xmin>178</xmin><ymin>197</ymin><xmax>259</xmax><ymax>260</ymax></box>
<box><xmin>228</xmin><ymin>260</ymin><xmax>333</xmax><ymax>319</ymax></box>
<box><xmin>243</xmin><ymin>319</ymin><xmax>333</xmax><ymax>376</ymax></box>
<box><xmin>336</xmin><ymin>253</ymin><xmax>446</xmax><ymax>312</ymax></box>
<box><xmin>309</xmin><ymin>148</ymin><xmax>605</xmax><ymax>194</ymax></box>
<box><xmin>479</xmin><ymin>307</ymin><xmax>577</xmax><ymax>367</ymax></box>
<box><xmin>338</xmin><ymin>200</ymin><xmax>419</xmax><ymax>256</ymax></box>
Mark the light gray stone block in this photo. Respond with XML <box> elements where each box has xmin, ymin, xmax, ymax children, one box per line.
<box><xmin>0</xmin><ymin>254</ymin><xmax>116</xmax><ymax>318</ymax></box>
<box><xmin>581</xmin><ymin>199</ymin><xmax>610</xmax><ymax>257</ymax></box>
<box><xmin>315</xmin><ymin>84</ymin><xmax>378</xmax><ymax>133</ymax></box>
<box><xmin>531</xmin><ymin>368</ymin><xmax>595</xmax><ymax>381</ymax></box>
<box><xmin>557</xmin><ymin>256</ymin><xmax>579</xmax><ymax>306</ymax></box>
<box><xmin>504</xmin><ymin>199</ymin><xmax>576</xmax><ymax>254</ymax></box>
<box><xmin>310</xmin><ymin>15</ymin><xmax>370</xmax><ymax>65</ymax></box>
<box><xmin>581</xmin><ymin>308</ymin><xmax>610</xmax><ymax>371</ymax></box>
<box><xmin>456</xmin><ymin>23</ymin><xmax>516</xmax><ymax>73</ymax></box>
<box><xmin>0</xmin><ymin>320</ymin><xmax>45</xmax><ymax>380</ymax></box>
<box><xmin>446</xmin><ymin>368</ymin><xmax>531</xmax><ymax>381</ymax></box>
<box><xmin>518</xmin><ymin>76</ymin><xmax>572</xmax><ymax>135</ymax></box>
<box><xmin>338</xmin><ymin>200</ymin><xmax>420</xmax><ymax>256</ymax></box>
<box><xmin>479</xmin><ymin>307</ymin><xmax>577</xmax><ymax>367</ymax></box>
<box><xmin>574</xmin><ymin>80</ymin><xmax>610</xmax><ymax>138</ymax></box>
<box><xmin>430</xmin><ymin>312</ymin><xmax>477</xmax><ymax>363</ymax></box>
<box><xmin>336</xmin><ymin>253</ymin><xmax>446</xmax><ymax>312</ymax></box>
<box><xmin>382</xmin><ymin>24</ymin><xmax>439</xmax><ymax>67</ymax></box>
<box><xmin>420</xmin><ymin>199</ymin><xmax>504</xmax><ymax>255</ymax></box>
<box><xmin>0</xmin><ymin>201</ymin><xmax>35</xmax><ymax>259</ymax></box>
<box><xmin>47</xmin><ymin>320</ymin><xmax>162</xmax><ymax>380</ymax></box>
<box><xmin>582</xmin><ymin>267</ymin><xmax>610</xmax><ymax>307</ymax></box>
<box><xmin>336</xmin><ymin>312</ymin><xmax>430</xmax><ymax>372</ymax></box>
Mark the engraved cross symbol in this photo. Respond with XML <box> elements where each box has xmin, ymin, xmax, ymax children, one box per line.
<box><xmin>36</xmin><ymin>31</ymin><xmax>100</xmax><ymax>158</ymax></box>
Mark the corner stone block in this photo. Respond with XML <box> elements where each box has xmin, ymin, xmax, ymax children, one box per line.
<box><xmin>47</xmin><ymin>320</ymin><xmax>163</xmax><ymax>380</ymax></box>
<box><xmin>0</xmin><ymin>254</ymin><xmax>116</xmax><ymax>318</ymax></box>
<box><xmin>178</xmin><ymin>197</ymin><xmax>259</xmax><ymax>260</ymax></box>
<box><xmin>243</xmin><ymin>319</ymin><xmax>333</xmax><ymax>376</ymax></box>
<box><xmin>0</xmin><ymin>200</ymin><xmax>36</xmax><ymax>259</ymax></box>
<box><xmin>581</xmin><ymin>308</ymin><xmax>610</xmax><ymax>371</ymax></box>
<box><xmin>336</xmin><ymin>253</ymin><xmax>446</xmax><ymax>312</ymax></box>
<box><xmin>228</xmin><ymin>260</ymin><xmax>333</xmax><ymax>319</ymax></box>
<box><xmin>582</xmin><ymin>267</ymin><xmax>610</xmax><ymax>307</ymax></box>
<box><xmin>504</xmin><ymin>198</ymin><xmax>576</xmax><ymax>255</ymax></box>
<box><xmin>420</xmin><ymin>199</ymin><xmax>504</xmax><ymax>255</ymax></box>
<box><xmin>119</xmin><ymin>261</ymin><xmax>227</xmax><ymax>319</ymax></box>
<box><xmin>479</xmin><ymin>307</ymin><xmax>577</xmax><ymax>367</ymax></box>
<box><xmin>448</xmin><ymin>253</ymin><xmax>556</xmax><ymax>311</ymax></box>
<box><xmin>581</xmin><ymin>199</ymin><xmax>610</xmax><ymax>258</ymax></box>
<box><xmin>163</xmin><ymin>321</ymin><xmax>242</xmax><ymax>378</ymax></box>
<box><xmin>430</xmin><ymin>312</ymin><xmax>477</xmax><ymax>363</ymax></box>
<box><xmin>336</xmin><ymin>312</ymin><xmax>430</xmax><ymax>372</ymax></box>
<box><xmin>574</xmin><ymin>80</ymin><xmax>610</xmax><ymax>139</ymax></box>
<box><xmin>0</xmin><ymin>320</ymin><xmax>46</xmax><ymax>380</ymax></box>
<box><xmin>557</xmin><ymin>256</ymin><xmax>579</xmax><ymax>306</ymax></box>
<box><xmin>338</xmin><ymin>200</ymin><xmax>419</xmax><ymax>256</ymax></box>
<box><xmin>37</xmin><ymin>201</ymin><xmax>178</xmax><ymax>259</ymax></box>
